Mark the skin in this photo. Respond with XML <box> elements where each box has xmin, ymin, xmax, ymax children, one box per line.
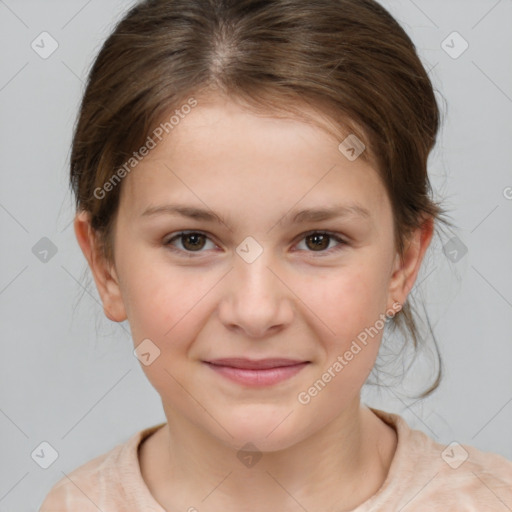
<box><xmin>75</xmin><ymin>93</ymin><xmax>433</xmax><ymax>511</ymax></box>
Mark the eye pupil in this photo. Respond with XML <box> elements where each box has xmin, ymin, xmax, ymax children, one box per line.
<box><xmin>182</xmin><ymin>233</ymin><xmax>205</xmax><ymax>251</ymax></box>
<box><xmin>166</xmin><ymin>231</ymin><xmax>342</xmax><ymax>256</ymax></box>
<box><xmin>306</xmin><ymin>233</ymin><xmax>329</xmax><ymax>251</ymax></box>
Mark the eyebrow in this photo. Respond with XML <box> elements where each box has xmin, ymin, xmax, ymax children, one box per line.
<box><xmin>140</xmin><ymin>203</ymin><xmax>371</xmax><ymax>228</ymax></box>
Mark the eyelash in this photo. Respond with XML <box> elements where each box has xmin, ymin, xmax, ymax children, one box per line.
<box><xmin>162</xmin><ymin>230</ymin><xmax>348</xmax><ymax>258</ymax></box>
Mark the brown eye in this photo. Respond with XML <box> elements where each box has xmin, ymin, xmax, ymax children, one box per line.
<box><xmin>305</xmin><ymin>233</ymin><xmax>330</xmax><ymax>251</ymax></box>
<box><xmin>295</xmin><ymin>231</ymin><xmax>347</xmax><ymax>255</ymax></box>
<box><xmin>164</xmin><ymin>231</ymin><xmax>215</xmax><ymax>254</ymax></box>
<box><xmin>181</xmin><ymin>233</ymin><xmax>206</xmax><ymax>251</ymax></box>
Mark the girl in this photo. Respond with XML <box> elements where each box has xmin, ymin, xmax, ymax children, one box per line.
<box><xmin>40</xmin><ymin>0</ymin><xmax>512</xmax><ymax>510</ymax></box>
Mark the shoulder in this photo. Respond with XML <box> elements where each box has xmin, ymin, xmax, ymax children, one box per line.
<box><xmin>38</xmin><ymin>441</ymin><xmax>125</xmax><ymax>512</ymax></box>
<box><xmin>38</xmin><ymin>423</ymin><xmax>166</xmax><ymax>512</ymax></box>
<box><xmin>416</xmin><ymin>440</ymin><xmax>512</xmax><ymax>509</ymax></box>
<box><xmin>370</xmin><ymin>407</ymin><xmax>512</xmax><ymax>510</ymax></box>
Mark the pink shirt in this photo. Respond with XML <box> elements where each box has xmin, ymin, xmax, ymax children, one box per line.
<box><xmin>38</xmin><ymin>407</ymin><xmax>512</xmax><ymax>511</ymax></box>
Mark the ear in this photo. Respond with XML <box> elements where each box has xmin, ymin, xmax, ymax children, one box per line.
<box><xmin>73</xmin><ymin>211</ymin><xmax>127</xmax><ymax>323</ymax></box>
<box><xmin>387</xmin><ymin>215</ymin><xmax>434</xmax><ymax>310</ymax></box>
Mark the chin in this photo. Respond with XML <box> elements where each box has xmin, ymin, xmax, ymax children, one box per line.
<box><xmin>212</xmin><ymin>408</ymin><xmax>307</xmax><ymax>453</ymax></box>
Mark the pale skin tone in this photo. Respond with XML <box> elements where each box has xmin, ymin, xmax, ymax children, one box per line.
<box><xmin>75</xmin><ymin>93</ymin><xmax>434</xmax><ymax>511</ymax></box>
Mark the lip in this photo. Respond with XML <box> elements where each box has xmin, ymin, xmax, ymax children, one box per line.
<box><xmin>203</xmin><ymin>358</ymin><xmax>310</xmax><ymax>387</ymax></box>
<box><xmin>206</xmin><ymin>358</ymin><xmax>307</xmax><ymax>369</ymax></box>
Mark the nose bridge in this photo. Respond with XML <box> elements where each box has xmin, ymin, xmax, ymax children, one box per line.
<box><xmin>237</xmin><ymin>248</ymin><xmax>276</xmax><ymax>294</ymax></box>
<box><xmin>218</xmin><ymin>239</ymin><xmax>293</xmax><ymax>336</ymax></box>
<box><xmin>234</xmin><ymin>238</ymin><xmax>280</xmax><ymax>302</ymax></box>
<box><xmin>233</xmin><ymin>234</ymin><xmax>277</xmax><ymax>291</ymax></box>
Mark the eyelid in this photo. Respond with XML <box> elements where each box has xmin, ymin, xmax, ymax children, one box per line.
<box><xmin>163</xmin><ymin>229</ymin><xmax>348</xmax><ymax>257</ymax></box>
<box><xmin>163</xmin><ymin>230</ymin><xmax>219</xmax><ymax>257</ymax></box>
<box><xmin>291</xmin><ymin>230</ymin><xmax>348</xmax><ymax>255</ymax></box>
<box><xmin>293</xmin><ymin>229</ymin><xmax>348</xmax><ymax>244</ymax></box>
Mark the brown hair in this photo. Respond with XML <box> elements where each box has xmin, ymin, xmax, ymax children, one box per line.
<box><xmin>70</xmin><ymin>0</ymin><xmax>454</xmax><ymax>398</ymax></box>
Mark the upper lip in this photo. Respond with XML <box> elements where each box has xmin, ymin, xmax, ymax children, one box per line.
<box><xmin>204</xmin><ymin>358</ymin><xmax>309</xmax><ymax>370</ymax></box>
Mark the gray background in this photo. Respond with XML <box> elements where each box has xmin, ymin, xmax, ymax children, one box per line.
<box><xmin>0</xmin><ymin>0</ymin><xmax>511</xmax><ymax>510</ymax></box>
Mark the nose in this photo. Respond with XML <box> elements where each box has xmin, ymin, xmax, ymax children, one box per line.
<box><xmin>217</xmin><ymin>250</ymin><xmax>294</xmax><ymax>338</ymax></box>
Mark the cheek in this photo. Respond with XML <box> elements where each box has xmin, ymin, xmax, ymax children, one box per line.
<box><xmin>120</xmin><ymin>254</ymin><xmax>210</xmax><ymax>340</ymax></box>
<box><xmin>124</xmin><ymin>268</ymin><xmax>209</xmax><ymax>406</ymax></box>
<box><xmin>121</xmin><ymin>262</ymin><xmax>217</xmax><ymax>387</ymax></box>
<box><xmin>296</xmin><ymin>269</ymin><xmax>387</xmax><ymax>413</ymax></box>
<box><xmin>294</xmin><ymin>262</ymin><xmax>389</xmax><ymax>345</ymax></box>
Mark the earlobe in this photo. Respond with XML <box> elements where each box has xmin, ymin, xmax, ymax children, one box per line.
<box><xmin>73</xmin><ymin>211</ymin><xmax>127</xmax><ymax>323</ymax></box>
<box><xmin>387</xmin><ymin>216</ymin><xmax>434</xmax><ymax>309</ymax></box>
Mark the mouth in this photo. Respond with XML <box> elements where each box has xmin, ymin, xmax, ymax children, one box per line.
<box><xmin>202</xmin><ymin>358</ymin><xmax>310</xmax><ymax>387</ymax></box>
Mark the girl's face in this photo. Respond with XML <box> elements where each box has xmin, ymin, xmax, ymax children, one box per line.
<box><xmin>78</xmin><ymin>94</ymin><xmax>430</xmax><ymax>451</ymax></box>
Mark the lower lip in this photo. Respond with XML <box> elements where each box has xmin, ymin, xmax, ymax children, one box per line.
<box><xmin>204</xmin><ymin>362</ymin><xmax>309</xmax><ymax>387</ymax></box>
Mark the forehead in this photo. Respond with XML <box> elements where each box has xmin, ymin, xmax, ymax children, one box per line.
<box><xmin>157</xmin><ymin>93</ymin><xmax>373</xmax><ymax>165</ymax></box>
<box><xmin>120</xmin><ymin>96</ymin><xmax>390</xmax><ymax>222</ymax></box>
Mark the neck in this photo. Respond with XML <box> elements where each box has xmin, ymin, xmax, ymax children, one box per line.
<box><xmin>140</xmin><ymin>400</ymin><xmax>397</xmax><ymax>511</ymax></box>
